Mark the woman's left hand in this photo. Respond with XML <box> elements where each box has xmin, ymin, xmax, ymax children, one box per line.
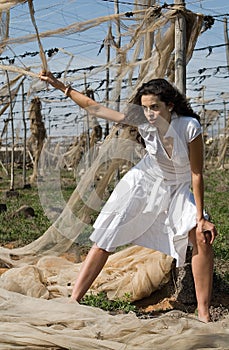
<box><xmin>196</xmin><ymin>218</ymin><xmax>218</xmax><ymax>244</ymax></box>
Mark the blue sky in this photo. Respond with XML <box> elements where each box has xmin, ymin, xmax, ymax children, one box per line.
<box><xmin>1</xmin><ymin>0</ymin><xmax>229</xmax><ymax>137</ymax></box>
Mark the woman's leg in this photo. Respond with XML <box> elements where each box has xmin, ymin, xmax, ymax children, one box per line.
<box><xmin>189</xmin><ymin>228</ymin><xmax>214</xmax><ymax>322</ymax></box>
<box><xmin>71</xmin><ymin>243</ymin><xmax>110</xmax><ymax>301</ymax></box>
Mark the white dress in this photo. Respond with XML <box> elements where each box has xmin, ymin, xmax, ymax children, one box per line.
<box><xmin>90</xmin><ymin>113</ymin><xmax>202</xmax><ymax>266</ymax></box>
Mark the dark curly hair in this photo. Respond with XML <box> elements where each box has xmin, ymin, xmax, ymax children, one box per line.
<box><xmin>127</xmin><ymin>78</ymin><xmax>200</xmax><ymax>124</ymax></box>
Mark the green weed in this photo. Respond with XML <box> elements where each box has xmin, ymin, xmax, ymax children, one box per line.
<box><xmin>81</xmin><ymin>291</ymin><xmax>137</xmax><ymax>313</ymax></box>
<box><xmin>204</xmin><ymin>169</ymin><xmax>229</xmax><ymax>261</ymax></box>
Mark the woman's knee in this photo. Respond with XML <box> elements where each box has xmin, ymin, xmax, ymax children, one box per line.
<box><xmin>189</xmin><ymin>227</ymin><xmax>210</xmax><ymax>251</ymax></box>
<box><xmin>189</xmin><ymin>227</ymin><xmax>197</xmax><ymax>245</ymax></box>
<box><xmin>92</xmin><ymin>243</ymin><xmax>110</xmax><ymax>255</ymax></box>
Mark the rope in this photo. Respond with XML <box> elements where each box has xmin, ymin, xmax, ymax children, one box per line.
<box><xmin>28</xmin><ymin>0</ymin><xmax>48</xmax><ymax>72</ymax></box>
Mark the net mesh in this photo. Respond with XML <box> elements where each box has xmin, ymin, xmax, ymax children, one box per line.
<box><xmin>0</xmin><ymin>2</ymin><xmax>228</xmax><ymax>347</ymax></box>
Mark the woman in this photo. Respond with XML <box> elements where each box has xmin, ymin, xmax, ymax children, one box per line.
<box><xmin>39</xmin><ymin>72</ymin><xmax>217</xmax><ymax>322</ymax></box>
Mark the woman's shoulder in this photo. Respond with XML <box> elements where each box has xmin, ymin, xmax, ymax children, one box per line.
<box><xmin>172</xmin><ymin>114</ymin><xmax>200</xmax><ymax>126</ymax></box>
<box><xmin>171</xmin><ymin>114</ymin><xmax>202</xmax><ymax>142</ymax></box>
<box><xmin>172</xmin><ymin>115</ymin><xmax>201</xmax><ymax>132</ymax></box>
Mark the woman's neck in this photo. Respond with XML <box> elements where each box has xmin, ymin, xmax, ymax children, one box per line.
<box><xmin>157</xmin><ymin>116</ymin><xmax>171</xmax><ymax>136</ymax></box>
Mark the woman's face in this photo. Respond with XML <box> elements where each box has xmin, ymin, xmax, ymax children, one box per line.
<box><xmin>141</xmin><ymin>94</ymin><xmax>173</xmax><ymax>125</ymax></box>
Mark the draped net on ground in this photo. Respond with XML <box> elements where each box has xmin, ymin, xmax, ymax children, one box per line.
<box><xmin>0</xmin><ymin>1</ymin><xmax>228</xmax><ymax>348</ymax></box>
<box><xmin>0</xmin><ymin>286</ymin><xmax>228</xmax><ymax>350</ymax></box>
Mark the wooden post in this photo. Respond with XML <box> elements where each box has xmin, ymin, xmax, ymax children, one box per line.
<box><xmin>114</xmin><ymin>0</ymin><xmax>121</xmax><ymax>182</ymax></box>
<box><xmin>223</xmin><ymin>100</ymin><xmax>227</xmax><ymax>138</ymax></box>
<box><xmin>22</xmin><ymin>81</ymin><xmax>27</xmax><ymax>188</ymax></box>
<box><xmin>114</xmin><ymin>0</ymin><xmax>121</xmax><ymax>113</ymax></box>
<box><xmin>201</xmin><ymin>86</ymin><xmax>206</xmax><ymax>134</ymax></box>
<box><xmin>105</xmin><ymin>26</ymin><xmax>112</xmax><ymax>138</ymax></box>
<box><xmin>217</xmin><ymin>114</ymin><xmax>220</xmax><ymax>139</ymax></box>
<box><xmin>174</xmin><ymin>0</ymin><xmax>186</xmax><ymax>94</ymax></box>
<box><xmin>6</xmin><ymin>71</ymin><xmax>15</xmax><ymax>191</ymax></box>
<box><xmin>201</xmin><ymin>86</ymin><xmax>206</xmax><ymax>163</ymax></box>
<box><xmin>84</xmin><ymin>73</ymin><xmax>91</xmax><ymax>168</ymax></box>
<box><xmin>114</xmin><ymin>0</ymin><xmax>121</xmax><ymax>50</ymax></box>
<box><xmin>4</xmin><ymin>119</ymin><xmax>9</xmax><ymax>173</ymax></box>
<box><xmin>224</xmin><ymin>18</ymin><xmax>229</xmax><ymax>73</ymax></box>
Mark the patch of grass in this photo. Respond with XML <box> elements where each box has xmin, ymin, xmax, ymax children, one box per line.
<box><xmin>81</xmin><ymin>291</ymin><xmax>137</xmax><ymax>313</ymax></box>
<box><xmin>76</xmin><ymin>224</ymin><xmax>94</xmax><ymax>250</ymax></box>
<box><xmin>204</xmin><ymin>169</ymin><xmax>229</xmax><ymax>261</ymax></box>
<box><xmin>0</xmin><ymin>169</ymin><xmax>51</xmax><ymax>245</ymax></box>
<box><xmin>0</xmin><ymin>186</ymin><xmax>51</xmax><ymax>245</ymax></box>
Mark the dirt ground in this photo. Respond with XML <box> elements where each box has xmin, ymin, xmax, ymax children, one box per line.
<box><xmin>134</xmin><ymin>257</ymin><xmax>229</xmax><ymax>322</ymax></box>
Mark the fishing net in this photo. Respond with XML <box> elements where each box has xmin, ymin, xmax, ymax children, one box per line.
<box><xmin>0</xmin><ymin>286</ymin><xmax>228</xmax><ymax>350</ymax></box>
<box><xmin>1</xmin><ymin>2</ymin><xmax>228</xmax><ymax>348</ymax></box>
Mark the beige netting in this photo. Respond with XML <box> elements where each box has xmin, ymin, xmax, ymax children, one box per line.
<box><xmin>0</xmin><ymin>75</ymin><xmax>23</xmax><ymax>120</ymax></box>
<box><xmin>0</xmin><ymin>246</ymin><xmax>173</xmax><ymax>301</ymax></box>
<box><xmin>1</xmin><ymin>3</ymin><xmax>227</xmax><ymax>348</ymax></box>
<box><xmin>27</xmin><ymin>97</ymin><xmax>47</xmax><ymax>183</ymax></box>
<box><xmin>0</xmin><ymin>7</ymin><xmax>9</xmax><ymax>54</ymax></box>
<box><xmin>0</xmin><ymin>5</ymin><xmax>204</xmax><ymax>89</ymax></box>
<box><xmin>0</xmin><ymin>287</ymin><xmax>228</xmax><ymax>350</ymax></box>
<box><xmin>0</xmin><ymin>0</ymin><xmax>26</xmax><ymax>11</ymax></box>
<box><xmin>0</xmin><ymin>124</ymin><xmax>144</xmax><ymax>266</ymax></box>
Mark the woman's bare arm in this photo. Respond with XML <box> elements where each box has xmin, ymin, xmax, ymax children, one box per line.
<box><xmin>189</xmin><ymin>134</ymin><xmax>217</xmax><ymax>244</ymax></box>
<box><xmin>39</xmin><ymin>71</ymin><xmax>125</xmax><ymax>123</ymax></box>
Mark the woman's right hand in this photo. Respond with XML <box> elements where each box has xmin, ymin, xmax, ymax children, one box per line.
<box><xmin>39</xmin><ymin>71</ymin><xmax>66</xmax><ymax>92</ymax></box>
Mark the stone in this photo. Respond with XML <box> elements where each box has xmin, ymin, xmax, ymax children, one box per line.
<box><xmin>13</xmin><ymin>205</ymin><xmax>35</xmax><ymax>218</ymax></box>
<box><xmin>0</xmin><ymin>203</ymin><xmax>7</xmax><ymax>213</ymax></box>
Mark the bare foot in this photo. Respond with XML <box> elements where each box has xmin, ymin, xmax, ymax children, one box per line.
<box><xmin>197</xmin><ymin>311</ymin><xmax>211</xmax><ymax>323</ymax></box>
<box><xmin>68</xmin><ymin>297</ymin><xmax>77</xmax><ymax>304</ymax></box>
<box><xmin>198</xmin><ymin>316</ymin><xmax>211</xmax><ymax>323</ymax></box>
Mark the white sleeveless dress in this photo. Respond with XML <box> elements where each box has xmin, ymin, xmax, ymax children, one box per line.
<box><xmin>90</xmin><ymin>113</ymin><xmax>202</xmax><ymax>266</ymax></box>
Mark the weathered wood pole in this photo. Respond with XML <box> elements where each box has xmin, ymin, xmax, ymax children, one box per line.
<box><xmin>224</xmin><ymin>17</ymin><xmax>229</xmax><ymax>73</ymax></box>
<box><xmin>174</xmin><ymin>0</ymin><xmax>186</xmax><ymax>94</ymax></box>
<box><xmin>21</xmin><ymin>81</ymin><xmax>27</xmax><ymax>188</ymax></box>
<box><xmin>6</xmin><ymin>71</ymin><xmax>15</xmax><ymax>191</ymax></box>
